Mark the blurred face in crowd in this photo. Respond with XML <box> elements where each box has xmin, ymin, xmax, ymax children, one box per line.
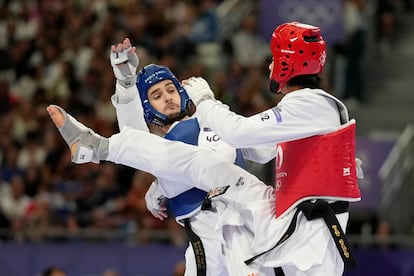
<box><xmin>51</xmin><ymin>271</ymin><xmax>66</xmax><ymax>276</ymax></box>
<box><xmin>148</xmin><ymin>79</ymin><xmax>181</xmax><ymax>119</ymax></box>
<box><xmin>43</xmin><ymin>267</ymin><xmax>66</xmax><ymax>276</ymax></box>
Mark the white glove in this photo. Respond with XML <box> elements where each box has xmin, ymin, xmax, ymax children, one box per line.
<box><xmin>355</xmin><ymin>158</ymin><xmax>364</xmax><ymax>179</ymax></box>
<box><xmin>110</xmin><ymin>38</ymin><xmax>139</xmax><ymax>88</ymax></box>
<box><xmin>183</xmin><ymin>77</ymin><xmax>215</xmax><ymax>105</ymax></box>
<box><xmin>145</xmin><ymin>180</ymin><xmax>168</xmax><ymax>221</ymax></box>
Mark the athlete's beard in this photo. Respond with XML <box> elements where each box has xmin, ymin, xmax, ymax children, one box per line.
<box><xmin>167</xmin><ymin>111</ymin><xmax>181</xmax><ymax>119</ymax></box>
<box><xmin>165</xmin><ymin>111</ymin><xmax>186</xmax><ymax>124</ymax></box>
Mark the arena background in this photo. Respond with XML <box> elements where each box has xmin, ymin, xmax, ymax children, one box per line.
<box><xmin>1</xmin><ymin>0</ymin><xmax>414</xmax><ymax>275</ymax></box>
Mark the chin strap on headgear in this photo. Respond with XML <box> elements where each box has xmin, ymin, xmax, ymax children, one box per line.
<box><xmin>269</xmin><ymin>79</ymin><xmax>280</xmax><ymax>93</ymax></box>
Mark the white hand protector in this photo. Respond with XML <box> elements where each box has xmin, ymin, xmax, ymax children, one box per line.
<box><xmin>355</xmin><ymin>158</ymin><xmax>364</xmax><ymax>179</ymax></box>
<box><xmin>183</xmin><ymin>77</ymin><xmax>215</xmax><ymax>105</ymax></box>
<box><xmin>145</xmin><ymin>180</ymin><xmax>168</xmax><ymax>221</ymax></box>
<box><xmin>110</xmin><ymin>38</ymin><xmax>139</xmax><ymax>88</ymax></box>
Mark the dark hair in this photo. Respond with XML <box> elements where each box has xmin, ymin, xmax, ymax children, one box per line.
<box><xmin>286</xmin><ymin>74</ymin><xmax>321</xmax><ymax>89</ymax></box>
<box><xmin>42</xmin><ymin>267</ymin><xmax>65</xmax><ymax>276</ymax></box>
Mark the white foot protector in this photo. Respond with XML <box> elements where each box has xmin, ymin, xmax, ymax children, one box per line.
<box><xmin>52</xmin><ymin>105</ymin><xmax>109</xmax><ymax>164</ymax></box>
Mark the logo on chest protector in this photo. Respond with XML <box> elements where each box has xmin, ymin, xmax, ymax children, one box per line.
<box><xmin>275</xmin><ymin>145</ymin><xmax>287</xmax><ymax>191</ymax></box>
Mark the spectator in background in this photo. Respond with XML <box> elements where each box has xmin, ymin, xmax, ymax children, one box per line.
<box><xmin>11</xmin><ymin>99</ymin><xmax>41</xmax><ymax>144</ymax></box>
<box><xmin>230</xmin><ymin>14</ymin><xmax>270</xmax><ymax>69</ymax></box>
<box><xmin>17</xmin><ymin>130</ymin><xmax>46</xmax><ymax>170</ymax></box>
<box><xmin>173</xmin><ymin>260</ymin><xmax>186</xmax><ymax>276</ymax></box>
<box><xmin>376</xmin><ymin>168</ymin><xmax>414</xmax><ymax>248</ymax></box>
<box><xmin>0</xmin><ymin>79</ymin><xmax>19</xmax><ymax>115</ymax></box>
<box><xmin>101</xmin><ymin>267</ymin><xmax>120</xmax><ymax>276</ymax></box>
<box><xmin>376</xmin><ymin>0</ymin><xmax>397</xmax><ymax>55</ymax></box>
<box><xmin>188</xmin><ymin>0</ymin><xmax>219</xmax><ymax>44</ymax></box>
<box><xmin>209</xmin><ymin>70</ymin><xmax>234</xmax><ymax>105</ymax></box>
<box><xmin>0</xmin><ymin>174</ymin><xmax>34</xmax><ymax>241</ymax></box>
<box><xmin>42</xmin><ymin>266</ymin><xmax>66</xmax><ymax>276</ymax></box>
<box><xmin>342</xmin><ymin>0</ymin><xmax>367</xmax><ymax>107</ymax></box>
<box><xmin>1</xmin><ymin>141</ymin><xmax>25</xmax><ymax>183</ymax></box>
<box><xmin>0</xmin><ymin>177</ymin><xmax>11</xmax><ymax>240</ymax></box>
<box><xmin>66</xmin><ymin>163</ymin><xmax>127</xmax><ymax>230</ymax></box>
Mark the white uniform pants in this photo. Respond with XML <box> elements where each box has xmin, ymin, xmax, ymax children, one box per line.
<box><xmin>183</xmin><ymin>210</ymin><xmax>229</xmax><ymax>276</ymax></box>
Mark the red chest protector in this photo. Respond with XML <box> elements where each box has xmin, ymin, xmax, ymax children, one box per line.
<box><xmin>275</xmin><ymin>120</ymin><xmax>361</xmax><ymax>218</ymax></box>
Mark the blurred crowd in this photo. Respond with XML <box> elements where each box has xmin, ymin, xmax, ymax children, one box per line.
<box><xmin>0</xmin><ymin>0</ymin><xmax>276</xmax><ymax>244</ymax></box>
<box><xmin>0</xmin><ymin>0</ymin><xmax>408</xmax><ymax>245</ymax></box>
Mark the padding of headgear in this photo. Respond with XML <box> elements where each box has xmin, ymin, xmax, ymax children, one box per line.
<box><xmin>269</xmin><ymin>22</ymin><xmax>326</xmax><ymax>93</ymax></box>
<box><xmin>137</xmin><ymin>64</ymin><xmax>193</xmax><ymax>127</ymax></box>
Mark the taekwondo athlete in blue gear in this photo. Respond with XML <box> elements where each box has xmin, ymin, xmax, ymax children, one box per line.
<box><xmin>136</xmin><ymin>64</ymin><xmax>249</xmax><ymax>276</ymax></box>
<box><xmin>136</xmin><ymin>64</ymin><xmax>247</xmax><ymax>219</ymax></box>
<box><xmin>109</xmin><ymin>39</ymin><xmax>275</xmax><ymax>276</ymax></box>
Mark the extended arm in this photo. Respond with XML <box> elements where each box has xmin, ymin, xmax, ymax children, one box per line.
<box><xmin>184</xmin><ymin>77</ymin><xmax>342</xmax><ymax>148</ymax></box>
<box><xmin>110</xmin><ymin>38</ymin><xmax>149</xmax><ymax>132</ymax></box>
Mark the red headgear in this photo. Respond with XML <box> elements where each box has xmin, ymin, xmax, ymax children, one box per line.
<box><xmin>269</xmin><ymin>22</ymin><xmax>326</xmax><ymax>93</ymax></box>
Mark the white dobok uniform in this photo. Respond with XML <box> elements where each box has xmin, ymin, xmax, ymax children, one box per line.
<box><xmin>107</xmin><ymin>87</ymin><xmax>360</xmax><ymax>275</ymax></box>
<box><xmin>193</xmin><ymin>88</ymin><xmax>361</xmax><ymax>275</ymax></box>
<box><xmin>111</xmin><ymin>83</ymin><xmax>275</xmax><ymax>276</ymax></box>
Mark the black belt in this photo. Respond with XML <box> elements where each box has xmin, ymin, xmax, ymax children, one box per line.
<box><xmin>184</xmin><ymin>218</ymin><xmax>206</xmax><ymax>276</ymax></box>
<box><xmin>245</xmin><ymin>200</ymin><xmax>357</xmax><ymax>271</ymax></box>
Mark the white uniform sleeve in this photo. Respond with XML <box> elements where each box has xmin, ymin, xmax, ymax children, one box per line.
<box><xmin>241</xmin><ymin>145</ymin><xmax>276</xmax><ymax>164</ymax></box>
<box><xmin>195</xmin><ymin>110</ymin><xmax>276</xmax><ymax>164</ymax></box>
<box><xmin>111</xmin><ymin>82</ymin><xmax>149</xmax><ymax>132</ymax></box>
<box><xmin>196</xmin><ymin>89</ymin><xmax>342</xmax><ymax>149</ymax></box>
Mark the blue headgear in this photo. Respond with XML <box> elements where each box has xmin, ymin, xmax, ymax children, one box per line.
<box><xmin>137</xmin><ymin>64</ymin><xmax>193</xmax><ymax>127</ymax></box>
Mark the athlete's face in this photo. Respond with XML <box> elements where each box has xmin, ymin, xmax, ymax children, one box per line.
<box><xmin>148</xmin><ymin>79</ymin><xmax>181</xmax><ymax>118</ymax></box>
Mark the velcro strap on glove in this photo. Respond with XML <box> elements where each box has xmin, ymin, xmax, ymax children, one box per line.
<box><xmin>117</xmin><ymin>75</ymin><xmax>137</xmax><ymax>89</ymax></box>
<box><xmin>53</xmin><ymin>105</ymin><xmax>109</xmax><ymax>164</ymax></box>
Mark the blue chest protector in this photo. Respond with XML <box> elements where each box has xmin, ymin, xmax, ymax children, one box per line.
<box><xmin>164</xmin><ymin>118</ymin><xmax>246</xmax><ymax>218</ymax></box>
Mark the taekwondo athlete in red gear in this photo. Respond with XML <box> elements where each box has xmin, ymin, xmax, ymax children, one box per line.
<box><xmin>183</xmin><ymin>22</ymin><xmax>362</xmax><ymax>275</ymax></box>
<box><xmin>108</xmin><ymin>38</ymin><xmax>275</xmax><ymax>276</ymax></box>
